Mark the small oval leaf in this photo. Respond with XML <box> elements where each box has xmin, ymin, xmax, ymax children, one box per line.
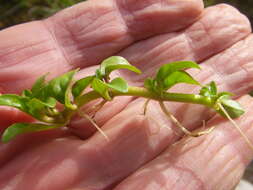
<box><xmin>25</xmin><ymin>98</ymin><xmax>56</xmax><ymax>121</ymax></box>
<box><xmin>216</xmin><ymin>95</ymin><xmax>245</xmax><ymax>118</ymax></box>
<box><xmin>44</xmin><ymin>69</ymin><xmax>78</xmax><ymax>104</ymax></box>
<box><xmin>31</xmin><ymin>74</ymin><xmax>48</xmax><ymax>95</ymax></box>
<box><xmin>0</xmin><ymin>94</ymin><xmax>28</xmax><ymax>111</ymax></box>
<box><xmin>156</xmin><ymin>61</ymin><xmax>200</xmax><ymax>83</ymax></box>
<box><xmin>22</xmin><ymin>89</ymin><xmax>33</xmax><ymax>98</ymax></box>
<box><xmin>2</xmin><ymin>123</ymin><xmax>59</xmax><ymax>143</ymax></box>
<box><xmin>42</xmin><ymin>97</ymin><xmax>57</xmax><ymax>108</ymax></box>
<box><xmin>144</xmin><ymin>78</ymin><xmax>155</xmax><ymax>91</ymax></box>
<box><xmin>20</xmin><ymin>74</ymin><xmax>56</xmax><ymax>108</ymax></box>
<box><xmin>91</xmin><ymin>78</ymin><xmax>111</xmax><ymax>100</ymax></box>
<box><xmin>107</xmin><ymin>77</ymin><xmax>128</xmax><ymax>93</ymax></box>
<box><xmin>0</xmin><ymin>95</ymin><xmax>56</xmax><ymax>122</ymax></box>
<box><xmin>199</xmin><ymin>81</ymin><xmax>217</xmax><ymax>97</ymax></box>
<box><xmin>163</xmin><ymin>71</ymin><xmax>200</xmax><ymax>90</ymax></box>
<box><xmin>99</xmin><ymin>56</ymin><xmax>141</xmax><ymax>76</ymax></box>
<box><xmin>72</xmin><ymin>76</ymin><xmax>94</xmax><ymax>98</ymax></box>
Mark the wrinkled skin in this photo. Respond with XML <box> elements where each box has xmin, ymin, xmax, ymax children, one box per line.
<box><xmin>0</xmin><ymin>0</ymin><xmax>253</xmax><ymax>189</ymax></box>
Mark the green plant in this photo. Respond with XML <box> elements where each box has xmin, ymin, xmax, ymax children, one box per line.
<box><xmin>0</xmin><ymin>56</ymin><xmax>248</xmax><ymax>147</ymax></box>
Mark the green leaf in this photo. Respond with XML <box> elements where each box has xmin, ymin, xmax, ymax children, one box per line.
<box><xmin>217</xmin><ymin>95</ymin><xmax>245</xmax><ymax>118</ymax></box>
<box><xmin>25</xmin><ymin>98</ymin><xmax>58</xmax><ymax>121</ymax></box>
<box><xmin>156</xmin><ymin>61</ymin><xmax>200</xmax><ymax>83</ymax></box>
<box><xmin>20</xmin><ymin>74</ymin><xmax>57</xmax><ymax>108</ymax></box>
<box><xmin>163</xmin><ymin>71</ymin><xmax>200</xmax><ymax>90</ymax></box>
<box><xmin>31</xmin><ymin>74</ymin><xmax>47</xmax><ymax>94</ymax></box>
<box><xmin>22</xmin><ymin>89</ymin><xmax>33</xmax><ymax>98</ymax></box>
<box><xmin>99</xmin><ymin>56</ymin><xmax>141</xmax><ymax>77</ymax></box>
<box><xmin>26</xmin><ymin>98</ymin><xmax>46</xmax><ymax>118</ymax></box>
<box><xmin>91</xmin><ymin>78</ymin><xmax>111</xmax><ymax>100</ymax></box>
<box><xmin>0</xmin><ymin>95</ymin><xmax>55</xmax><ymax>122</ymax></box>
<box><xmin>72</xmin><ymin>76</ymin><xmax>94</xmax><ymax>98</ymax></box>
<box><xmin>2</xmin><ymin>123</ymin><xmax>59</xmax><ymax>143</ymax></box>
<box><xmin>218</xmin><ymin>92</ymin><xmax>234</xmax><ymax>97</ymax></box>
<box><xmin>144</xmin><ymin>78</ymin><xmax>155</xmax><ymax>91</ymax></box>
<box><xmin>95</xmin><ymin>69</ymin><xmax>103</xmax><ymax>80</ymax></box>
<box><xmin>106</xmin><ymin>77</ymin><xmax>128</xmax><ymax>93</ymax></box>
<box><xmin>30</xmin><ymin>93</ymin><xmax>57</xmax><ymax>108</ymax></box>
<box><xmin>0</xmin><ymin>94</ymin><xmax>28</xmax><ymax>111</ymax></box>
<box><xmin>144</xmin><ymin>78</ymin><xmax>161</xmax><ymax>93</ymax></box>
<box><xmin>199</xmin><ymin>81</ymin><xmax>217</xmax><ymax>97</ymax></box>
<box><xmin>44</xmin><ymin>69</ymin><xmax>78</xmax><ymax>104</ymax></box>
<box><xmin>22</xmin><ymin>90</ymin><xmax>56</xmax><ymax>108</ymax></box>
<box><xmin>41</xmin><ymin>97</ymin><xmax>57</xmax><ymax>108</ymax></box>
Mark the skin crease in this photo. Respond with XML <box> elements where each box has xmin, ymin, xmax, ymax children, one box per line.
<box><xmin>1</xmin><ymin>0</ymin><xmax>253</xmax><ymax>189</ymax></box>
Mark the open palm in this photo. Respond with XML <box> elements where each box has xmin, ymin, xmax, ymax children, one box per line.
<box><xmin>0</xmin><ymin>0</ymin><xmax>253</xmax><ymax>189</ymax></box>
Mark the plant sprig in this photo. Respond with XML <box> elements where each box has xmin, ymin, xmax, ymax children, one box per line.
<box><xmin>0</xmin><ymin>56</ymin><xmax>246</xmax><ymax>144</ymax></box>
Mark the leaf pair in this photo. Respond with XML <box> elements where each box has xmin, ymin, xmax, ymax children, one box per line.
<box><xmin>145</xmin><ymin>61</ymin><xmax>201</xmax><ymax>94</ymax></box>
<box><xmin>0</xmin><ymin>94</ymin><xmax>51</xmax><ymax>122</ymax></box>
<box><xmin>22</xmin><ymin>69</ymin><xmax>78</xmax><ymax>111</ymax></box>
<box><xmin>96</xmin><ymin>56</ymin><xmax>141</xmax><ymax>79</ymax></box>
<box><xmin>0</xmin><ymin>70</ymin><xmax>78</xmax><ymax>143</ymax></box>
<box><xmin>199</xmin><ymin>82</ymin><xmax>244</xmax><ymax>118</ymax></box>
<box><xmin>0</xmin><ymin>95</ymin><xmax>61</xmax><ymax>143</ymax></box>
<box><xmin>72</xmin><ymin>56</ymin><xmax>141</xmax><ymax>99</ymax></box>
<box><xmin>91</xmin><ymin>77</ymin><xmax>128</xmax><ymax>100</ymax></box>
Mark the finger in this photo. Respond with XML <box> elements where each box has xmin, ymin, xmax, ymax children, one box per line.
<box><xmin>69</xmin><ymin>4</ymin><xmax>252</xmax><ymax>138</ymax></box>
<box><xmin>1</xmin><ymin>96</ymin><xmax>251</xmax><ymax>190</ymax></box>
<box><xmin>0</xmin><ymin>0</ymin><xmax>203</xmax><ymax>93</ymax></box>
<box><xmin>0</xmin><ymin>115</ymin><xmax>162</xmax><ymax>190</ymax></box>
<box><xmin>0</xmin><ymin>107</ymin><xmax>34</xmax><ymax>131</ymax></box>
<box><xmin>114</xmin><ymin>96</ymin><xmax>253</xmax><ymax>190</ymax></box>
<box><xmin>0</xmin><ymin>135</ymin><xmax>83</xmax><ymax>190</ymax></box>
<box><xmin>0</xmin><ymin>128</ymin><xmax>70</xmax><ymax>167</ymax></box>
<box><xmin>118</xmin><ymin>4</ymin><xmax>251</xmax><ymax>82</ymax></box>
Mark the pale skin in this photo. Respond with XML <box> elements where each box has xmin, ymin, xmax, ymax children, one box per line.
<box><xmin>0</xmin><ymin>0</ymin><xmax>253</xmax><ymax>189</ymax></box>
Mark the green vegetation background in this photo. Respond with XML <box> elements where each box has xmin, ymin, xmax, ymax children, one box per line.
<box><xmin>0</xmin><ymin>0</ymin><xmax>83</xmax><ymax>29</ymax></box>
<box><xmin>0</xmin><ymin>0</ymin><xmax>253</xmax><ymax>29</ymax></box>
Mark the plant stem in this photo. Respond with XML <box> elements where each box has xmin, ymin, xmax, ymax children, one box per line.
<box><xmin>61</xmin><ymin>86</ymin><xmax>215</xmax><ymax>125</ymax></box>
<box><xmin>60</xmin><ymin>86</ymin><xmax>216</xmax><ymax>125</ymax></box>
<box><xmin>76</xmin><ymin>86</ymin><xmax>215</xmax><ymax>109</ymax></box>
<box><xmin>59</xmin><ymin>86</ymin><xmax>216</xmax><ymax>124</ymax></box>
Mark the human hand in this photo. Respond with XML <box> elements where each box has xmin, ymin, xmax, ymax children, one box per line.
<box><xmin>0</xmin><ymin>0</ymin><xmax>253</xmax><ymax>189</ymax></box>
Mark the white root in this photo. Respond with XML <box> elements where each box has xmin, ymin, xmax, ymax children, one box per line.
<box><xmin>159</xmin><ymin>101</ymin><xmax>215</xmax><ymax>137</ymax></box>
<box><xmin>91</xmin><ymin>99</ymin><xmax>107</xmax><ymax>118</ymax></box>
<box><xmin>143</xmin><ymin>99</ymin><xmax>151</xmax><ymax>115</ymax></box>
<box><xmin>78</xmin><ymin>111</ymin><xmax>109</xmax><ymax>141</ymax></box>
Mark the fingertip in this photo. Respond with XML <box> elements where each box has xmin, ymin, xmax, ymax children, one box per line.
<box><xmin>116</xmin><ymin>0</ymin><xmax>204</xmax><ymax>39</ymax></box>
<box><xmin>206</xmin><ymin>3</ymin><xmax>251</xmax><ymax>33</ymax></box>
<box><xmin>0</xmin><ymin>107</ymin><xmax>34</xmax><ymax>133</ymax></box>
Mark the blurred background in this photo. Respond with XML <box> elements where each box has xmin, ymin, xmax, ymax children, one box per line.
<box><xmin>0</xmin><ymin>0</ymin><xmax>253</xmax><ymax>189</ymax></box>
<box><xmin>0</xmin><ymin>0</ymin><xmax>253</xmax><ymax>29</ymax></box>
<box><xmin>0</xmin><ymin>0</ymin><xmax>83</xmax><ymax>29</ymax></box>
